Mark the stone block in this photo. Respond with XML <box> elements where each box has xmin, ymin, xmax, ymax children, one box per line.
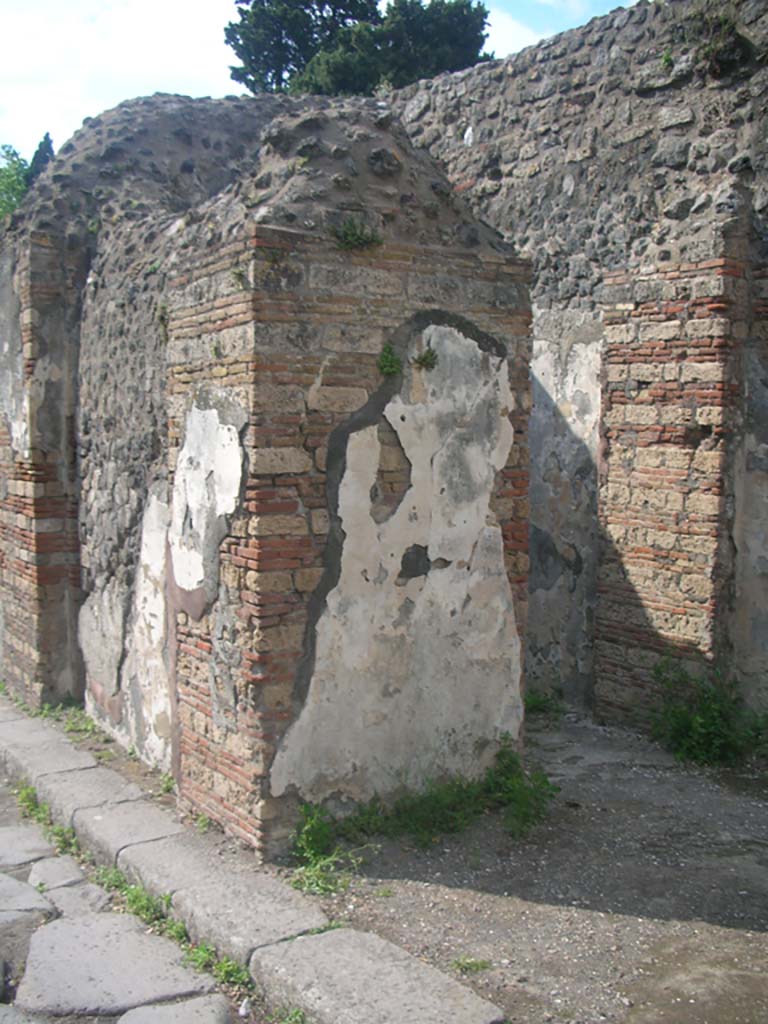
<box><xmin>249</xmin><ymin>928</ymin><xmax>505</xmax><ymax>1024</ymax></box>
<box><xmin>73</xmin><ymin>801</ymin><xmax>185</xmax><ymax>866</ymax></box>
<box><xmin>250</xmin><ymin>447</ymin><xmax>313</xmax><ymax>475</ymax></box>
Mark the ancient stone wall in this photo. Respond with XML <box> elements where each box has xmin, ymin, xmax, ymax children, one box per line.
<box><xmin>1</xmin><ymin>97</ymin><xmax>530</xmax><ymax>856</ymax></box>
<box><xmin>393</xmin><ymin>0</ymin><xmax>768</xmax><ymax>714</ymax></box>
<box><xmin>2</xmin><ymin>0</ymin><xmax>768</xmax><ymax>856</ymax></box>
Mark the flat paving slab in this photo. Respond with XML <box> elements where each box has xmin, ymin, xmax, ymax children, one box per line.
<box><xmin>0</xmin><ymin>826</ymin><xmax>54</xmax><ymax>870</ymax></box>
<box><xmin>27</xmin><ymin>855</ymin><xmax>85</xmax><ymax>891</ymax></box>
<box><xmin>118</xmin><ymin>832</ymin><xmax>223</xmax><ymax>896</ymax></box>
<box><xmin>116</xmin><ymin>995</ymin><xmax>233</xmax><ymax>1023</ymax></box>
<box><xmin>73</xmin><ymin>801</ymin><xmax>185</xmax><ymax>865</ymax></box>
<box><xmin>36</xmin><ymin>767</ymin><xmax>143</xmax><ymax>827</ymax></box>
<box><xmin>250</xmin><ymin>928</ymin><xmax>506</xmax><ymax>1024</ymax></box>
<box><xmin>0</xmin><ymin>873</ymin><xmax>54</xmax><ymax>914</ymax></box>
<box><xmin>47</xmin><ymin>882</ymin><xmax>111</xmax><ymax>917</ymax></box>
<box><xmin>15</xmin><ymin>913</ymin><xmax>215</xmax><ymax>1016</ymax></box>
<box><xmin>173</xmin><ymin>870</ymin><xmax>328</xmax><ymax>963</ymax></box>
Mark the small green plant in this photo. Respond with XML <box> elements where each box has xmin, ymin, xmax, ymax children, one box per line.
<box><xmin>184</xmin><ymin>943</ymin><xmax>218</xmax><ymax>972</ymax></box>
<box><xmin>377</xmin><ymin>342</ymin><xmax>402</xmax><ymax>378</ymax></box>
<box><xmin>16</xmin><ymin>785</ymin><xmax>81</xmax><ymax>854</ymax></box>
<box><xmin>163</xmin><ymin>918</ymin><xmax>189</xmax><ymax>944</ymax></box>
<box><xmin>451</xmin><ymin>956</ymin><xmax>493</xmax><ymax>975</ymax></box>
<box><xmin>63</xmin><ymin>707</ymin><xmax>99</xmax><ymax>737</ymax></box>
<box><xmin>93</xmin><ymin>865</ymin><xmax>130</xmax><ymax>892</ymax></box>
<box><xmin>124</xmin><ymin>884</ymin><xmax>168</xmax><ymax>925</ymax></box>
<box><xmin>291</xmin><ymin>849</ymin><xmax>356</xmax><ymax>896</ymax></box>
<box><xmin>232</xmin><ymin>265</ymin><xmax>248</xmax><ymax>289</ymax></box>
<box><xmin>195</xmin><ymin>814</ymin><xmax>212</xmax><ymax>834</ymax></box>
<box><xmin>0</xmin><ymin>681</ymin><xmax>7</xmax><ymax>695</ymax></box>
<box><xmin>375</xmin><ymin>886</ymin><xmax>394</xmax><ymax>898</ymax></box>
<box><xmin>160</xmin><ymin>773</ymin><xmax>175</xmax><ymax>794</ymax></box>
<box><xmin>17</xmin><ymin>784</ymin><xmax>43</xmax><ymax>820</ymax></box>
<box><xmin>652</xmin><ymin>657</ymin><xmax>767</xmax><ymax>765</ymax></box>
<box><xmin>661</xmin><ymin>48</ymin><xmax>674</xmax><ymax>70</ymax></box>
<box><xmin>524</xmin><ymin>688</ymin><xmax>564</xmax><ymax>717</ymax></box>
<box><xmin>332</xmin><ymin>217</ymin><xmax>382</xmax><ymax>251</ymax></box>
<box><xmin>49</xmin><ymin>824</ymin><xmax>80</xmax><ymax>856</ymax></box>
<box><xmin>271</xmin><ymin>1009</ymin><xmax>308</xmax><ymax>1024</ymax></box>
<box><xmin>212</xmin><ymin>956</ymin><xmax>251</xmax><ymax>987</ymax></box>
<box><xmin>412</xmin><ymin>347</ymin><xmax>438</xmax><ymax>371</ymax></box>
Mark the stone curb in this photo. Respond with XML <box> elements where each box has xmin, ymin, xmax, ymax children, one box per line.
<box><xmin>0</xmin><ymin>696</ymin><xmax>506</xmax><ymax>1023</ymax></box>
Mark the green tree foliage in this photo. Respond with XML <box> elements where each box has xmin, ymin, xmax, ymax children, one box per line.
<box><xmin>225</xmin><ymin>0</ymin><xmax>381</xmax><ymax>92</ymax></box>
<box><xmin>225</xmin><ymin>0</ymin><xmax>491</xmax><ymax>96</ymax></box>
<box><xmin>0</xmin><ymin>145</ymin><xmax>29</xmax><ymax>219</ymax></box>
<box><xmin>26</xmin><ymin>132</ymin><xmax>54</xmax><ymax>187</ymax></box>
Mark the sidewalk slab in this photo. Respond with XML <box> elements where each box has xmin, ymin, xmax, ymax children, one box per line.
<box><xmin>36</xmin><ymin>765</ymin><xmax>143</xmax><ymax>827</ymax></box>
<box><xmin>28</xmin><ymin>855</ymin><xmax>85</xmax><ymax>891</ymax></box>
<box><xmin>0</xmin><ymin>719</ymin><xmax>96</xmax><ymax>781</ymax></box>
<box><xmin>15</xmin><ymin>913</ymin><xmax>215</xmax><ymax>1016</ymax></box>
<box><xmin>0</xmin><ymin>705</ymin><xmax>26</xmax><ymax>724</ymax></box>
<box><xmin>0</xmin><ymin>873</ymin><xmax>54</xmax><ymax>915</ymax></box>
<box><xmin>250</xmin><ymin>928</ymin><xmax>506</xmax><ymax>1024</ymax></box>
<box><xmin>0</xmin><ymin>826</ymin><xmax>54</xmax><ymax>871</ymax></box>
<box><xmin>73</xmin><ymin>800</ymin><xmax>186</xmax><ymax>865</ymax></box>
<box><xmin>48</xmin><ymin>881</ymin><xmax>111</xmax><ymax>917</ymax></box>
<box><xmin>118</xmin><ymin>832</ymin><xmax>229</xmax><ymax>895</ymax></box>
<box><xmin>173</xmin><ymin>871</ymin><xmax>328</xmax><ymax>963</ymax></box>
<box><xmin>117</xmin><ymin>994</ymin><xmax>233</xmax><ymax>1024</ymax></box>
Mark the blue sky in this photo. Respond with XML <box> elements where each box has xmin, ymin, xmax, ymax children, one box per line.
<box><xmin>1</xmin><ymin>0</ymin><xmax>628</xmax><ymax>161</ymax></box>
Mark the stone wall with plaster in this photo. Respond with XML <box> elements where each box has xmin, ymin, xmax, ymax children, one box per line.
<box><xmin>156</xmin><ymin>99</ymin><xmax>531</xmax><ymax>853</ymax></box>
<box><xmin>1</xmin><ymin>96</ymin><xmax>530</xmax><ymax>856</ymax></box>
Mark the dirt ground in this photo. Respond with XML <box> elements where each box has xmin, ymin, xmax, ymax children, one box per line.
<box><xmin>289</xmin><ymin>714</ymin><xmax>768</xmax><ymax>1024</ymax></box>
<box><xmin>12</xmin><ymin>707</ymin><xmax>768</xmax><ymax>1024</ymax></box>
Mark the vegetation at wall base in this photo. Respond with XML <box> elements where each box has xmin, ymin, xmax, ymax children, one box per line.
<box><xmin>291</xmin><ymin>738</ymin><xmax>558</xmax><ymax>891</ymax></box>
<box><xmin>652</xmin><ymin>657</ymin><xmax>768</xmax><ymax>766</ymax></box>
<box><xmin>524</xmin><ymin>688</ymin><xmax>565</xmax><ymax>717</ymax></box>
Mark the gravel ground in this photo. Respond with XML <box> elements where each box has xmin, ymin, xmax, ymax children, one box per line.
<box><xmin>291</xmin><ymin>715</ymin><xmax>768</xmax><ymax>1024</ymax></box>
<box><xmin>5</xmin><ymin>708</ymin><xmax>767</xmax><ymax>1024</ymax></box>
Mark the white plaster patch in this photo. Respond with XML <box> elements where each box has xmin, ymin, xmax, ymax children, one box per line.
<box><xmin>169</xmin><ymin>403</ymin><xmax>243</xmax><ymax>597</ymax></box>
<box><xmin>271</xmin><ymin>324</ymin><xmax>523</xmax><ymax>804</ymax></box>
<box><xmin>119</xmin><ymin>490</ymin><xmax>173</xmax><ymax>768</ymax></box>
<box><xmin>78</xmin><ymin>576</ymin><xmax>129</xmax><ymax>696</ymax></box>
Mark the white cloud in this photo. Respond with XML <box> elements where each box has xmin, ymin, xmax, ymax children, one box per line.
<box><xmin>486</xmin><ymin>8</ymin><xmax>544</xmax><ymax>59</ymax></box>
<box><xmin>0</xmin><ymin>0</ymin><xmax>239</xmax><ymax>158</ymax></box>
<box><xmin>532</xmin><ymin>0</ymin><xmax>591</xmax><ymax>17</ymax></box>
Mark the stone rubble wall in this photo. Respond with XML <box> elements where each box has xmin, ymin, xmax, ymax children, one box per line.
<box><xmin>392</xmin><ymin>0</ymin><xmax>768</xmax><ymax>713</ymax></box>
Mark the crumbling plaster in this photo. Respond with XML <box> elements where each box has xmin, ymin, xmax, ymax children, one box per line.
<box><xmin>271</xmin><ymin>323</ymin><xmax>522</xmax><ymax>804</ymax></box>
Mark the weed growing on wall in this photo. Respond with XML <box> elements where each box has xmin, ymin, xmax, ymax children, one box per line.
<box><xmin>332</xmin><ymin>217</ymin><xmax>382</xmax><ymax>251</ymax></box>
<box><xmin>377</xmin><ymin>342</ymin><xmax>402</xmax><ymax>377</ymax></box>
<box><xmin>412</xmin><ymin>346</ymin><xmax>438</xmax><ymax>370</ymax></box>
<box><xmin>652</xmin><ymin>658</ymin><xmax>768</xmax><ymax>765</ymax></box>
